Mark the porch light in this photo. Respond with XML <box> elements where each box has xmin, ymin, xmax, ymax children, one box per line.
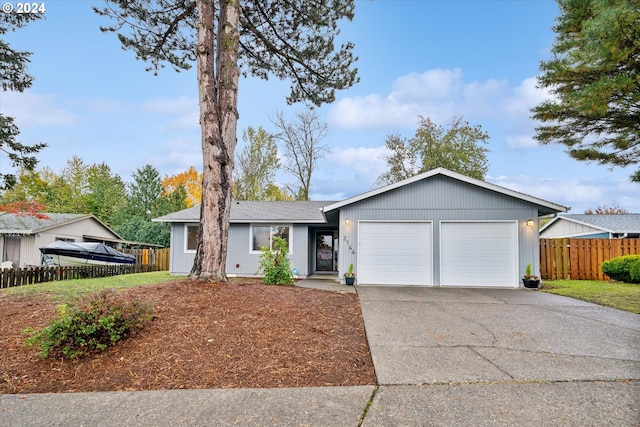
<box><xmin>526</xmin><ymin>219</ymin><xmax>535</xmax><ymax>227</ymax></box>
<box><xmin>345</xmin><ymin>218</ymin><xmax>351</xmax><ymax>225</ymax></box>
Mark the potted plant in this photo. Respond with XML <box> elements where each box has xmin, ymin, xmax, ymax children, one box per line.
<box><xmin>522</xmin><ymin>263</ymin><xmax>540</xmax><ymax>289</ymax></box>
<box><xmin>344</xmin><ymin>263</ymin><xmax>356</xmax><ymax>285</ymax></box>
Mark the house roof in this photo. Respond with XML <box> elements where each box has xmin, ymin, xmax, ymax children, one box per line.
<box><xmin>0</xmin><ymin>212</ymin><xmax>105</xmax><ymax>235</ymax></box>
<box><xmin>540</xmin><ymin>214</ymin><xmax>640</xmax><ymax>234</ymax></box>
<box><xmin>322</xmin><ymin>167</ymin><xmax>569</xmax><ymax>215</ymax></box>
<box><xmin>153</xmin><ymin>201</ymin><xmax>335</xmax><ymax>224</ymax></box>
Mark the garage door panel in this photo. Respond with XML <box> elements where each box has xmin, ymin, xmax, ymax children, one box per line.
<box><xmin>441</xmin><ymin>222</ymin><xmax>518</xmax><ymax>287</ymax></box>
<box><xmin>358</xmin><ymin>222</ymin><xmax>432</xmax><ymax>286</ymax></box>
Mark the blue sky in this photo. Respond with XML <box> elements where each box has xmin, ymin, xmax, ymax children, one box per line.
<box><xmin>2</xmin><ymin>0</ymin><xmax>638</xmax><ymax>213</ymax></box>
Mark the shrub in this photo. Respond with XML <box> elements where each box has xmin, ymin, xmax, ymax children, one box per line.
<box><xmin>24</xmin><ymin>289</ymin><xmax>153</xmax><ymax>359</ymax></box>
<box><xmin>601</xmin><ymin>255</ymin><xmax>640</xmax><ymax>284</ymax></box>
<box><xmin>258</xmin><ymin>236</ymin><xmax>294</xmax><ymax>285</ymax></box>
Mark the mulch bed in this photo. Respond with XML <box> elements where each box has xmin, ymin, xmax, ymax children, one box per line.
<box><xmin>0</xmin><ymin>279</ymin><xmax>376</xmax><ymax>393</ymax></box>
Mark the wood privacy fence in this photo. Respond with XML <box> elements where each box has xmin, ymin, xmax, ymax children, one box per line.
<box><xmin>122</xmin><ymin>248</ymin><xmax>170</xmax><ymax>272</ymax></box>
<box><xmin>0</xmin><ymin>247</ymin><xmax>171</xmax><ymax>289</ymax></box>
<box><xmin>540</xmin><ymin>238</ymin><xmax>640</xmax><ymax>281</ymax></box>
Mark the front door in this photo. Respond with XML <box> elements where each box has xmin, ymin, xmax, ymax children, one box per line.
<box><xmin>315</xmin><ymin>231</ymin><xmax>337</xmax><ymax>272</ymax></box>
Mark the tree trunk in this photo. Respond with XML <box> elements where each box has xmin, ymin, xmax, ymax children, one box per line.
<box><xmin>190</xmin><ymin>0</ymin><xmax>240</xmax><ymax>281</ymax></box>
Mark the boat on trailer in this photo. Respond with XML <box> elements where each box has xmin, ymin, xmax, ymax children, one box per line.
<box><xmin>40</xmin><ymin>241</ymin><xmax>136</xmax><ymax>267</ymax></box>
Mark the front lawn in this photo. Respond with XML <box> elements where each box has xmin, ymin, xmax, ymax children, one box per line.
<box><xmin>541</xmin><ymin>280</ymin><xmax>640</xmax><ymax>314</ymax></box>
<box><xmin>0</xmin><ymin>271</ymin><xmax>176</xmax><ymax>299</ymax></box>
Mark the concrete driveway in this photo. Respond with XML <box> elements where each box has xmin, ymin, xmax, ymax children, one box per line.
<box><xmin>357</xmin><ymin>286</ymin><xmax>640</xmax><ymax>426</ymax></box>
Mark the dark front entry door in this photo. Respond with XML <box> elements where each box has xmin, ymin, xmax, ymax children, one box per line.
<box><xmin>316</xmin><ymin>231</ymin><xmax>336</xmax><ymax>272</ymax></box>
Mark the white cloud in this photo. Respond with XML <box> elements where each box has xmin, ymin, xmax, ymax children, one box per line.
<box><xmin>149</xmin><ymin>138</ymin><xmax>201</xmax><ymax>176</ymax></box>
<box><xmin>327</xmin><ymin>68</ymin><xmax>555</xmax><ymax>153</ymax></box>
<box><xmin>141</xmin><ymin>96</ymin><xmax>197</xmax><ymax>114</ymax></box>
<box><xmin>506</xmin><ymin>135</ymin><xmax>539</xmax><ymax>149</ymax></box>
<box><xmin>140</xmin><ymin>96</ymin><xmax>200</xmax><ymax>130</ymax></box>
<box><xmin>487</xmin><ymin>174</ymin><xmax>640</xmax><ymax>214</ymax></box>
<box><xmin>1</xmin><ymin>91</ymin><xmax>77</xmax><ymax>127</ymax></box>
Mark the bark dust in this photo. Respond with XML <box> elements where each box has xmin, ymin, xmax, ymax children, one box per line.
<box><xmin>0</xmin><ymin>279</ymin><xmax>376</xmax><ymax>393</ymax></box>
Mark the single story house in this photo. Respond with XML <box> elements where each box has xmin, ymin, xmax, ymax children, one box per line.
<box><xmin>540</xmin><ymin>214</ymin><xmax>640</xmax><ymax>239</ymax></box>
<box><xmin>0</xmin><ymin>212</ymin><xmax>126</xmax><ymax>268</ymax></box>
<box><xmin>155</xmin><ymin>168</ymin><xmax>568</xmax><ymax>288</ymax></box>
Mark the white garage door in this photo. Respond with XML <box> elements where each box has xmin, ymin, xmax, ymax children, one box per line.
<box><xmin>440</xmin><ymin>222</ymin><xmax>518</xmax><ymax>287</ymax></box>
<box><xmin>358</xmin><ymin>222</ymin><xmax>432</xmax><ymax>285</ymax></box>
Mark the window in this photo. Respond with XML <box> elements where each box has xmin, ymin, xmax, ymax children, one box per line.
<box><xmin>251</xmin><ymin>225</ymin><xmax>291</xmax><ymax>252</ymax></box>
<box><xmin>185</xmin><ymin>225</ymin><xmax>199</xmax><ymax>252</ymax></box>
<box><xmin>55</xmin><ymin>237</ymin><xmax>75</xmax><ymax>242</ymax></box>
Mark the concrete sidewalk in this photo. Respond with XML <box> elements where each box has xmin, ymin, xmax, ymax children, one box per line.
<box><xmin>1</xmin><ymin>285</ymin><xmax>639</xmax><ymax>426</ymax></box>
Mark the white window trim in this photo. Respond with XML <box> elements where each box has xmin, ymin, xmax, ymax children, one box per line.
<box><xmin>184</xmin><ymin>224</ymin><xmax>199</xmax><ymax>253</ymax></box>
<box><xmin>249</xmin><ymin>224</ymin><xmax>293</xmax><ymax>254</ymax></box>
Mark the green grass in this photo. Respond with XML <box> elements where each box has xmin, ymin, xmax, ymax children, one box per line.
<box><xmin>541</xmin><ymin>280</ymin><xmax>640</xmax><ymax>314</ymax></box>
<box><xmin>1</xmin><ymin>271</ymin><xmax>177</xmax><ymax>299</ymax></box>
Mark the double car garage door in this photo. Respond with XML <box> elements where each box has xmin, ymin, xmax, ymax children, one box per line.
<box><xmin>358</xmin><ymin>221</ymin><xmax>518</xmax><ymax>287</ymax></box>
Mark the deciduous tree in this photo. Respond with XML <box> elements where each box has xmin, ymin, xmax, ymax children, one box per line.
<box><xmin>163</xmin><ymin>166</ymin><xmax>202</xmax><ymax>207</ymax></box>
<box><xmin>233</xmin><ymin>126</ymin><xmax>284</xmax><ymax>200</ymax></box>
<box><xmin>96</xmin><ymin>0</ymin><xmax>358</xmax><ymax>281</ymax></box>
<box><xmin>584</xmin><ymin>202</ymin><xmax>630</xmax><ymax>215</ymax></box>
<box><xmin>532</xmin><ymin>0</ymin><xmax>640</xmax><ymax>182</ymax></box>
<box><xmin>271</xmin><ymin>109</ymin><xmax>329</xmax><ymax>201</ymax></box>
<box><xmin>377</xmin><ymin>116</ymin><xmax>490</xmax><ymax>185</ymax></box>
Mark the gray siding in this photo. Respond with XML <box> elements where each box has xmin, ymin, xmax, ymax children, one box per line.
<box><xmin>169</xmin><ymin>223</ymin><xmax>195</xmax><ymax>275</ymax></box>
<box><xmin>171</xmin><ymin>222</ymin><xmax>311</xmax><ymax>277</ymax></box>
<box><xmin>337</xmin><ymin>175</ymin><xmax>541</xmax><ymax>286</ymax></box>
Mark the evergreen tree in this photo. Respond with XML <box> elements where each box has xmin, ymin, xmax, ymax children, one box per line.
<box><xmin>532</xmin><ymin>0</ymin><xmax>640</xmax><ymax>182</ymax></box>
<box><xmin>95</xmin><ymin>0</ymin><xmax>358</xmax><ymax>281</ymax></box>
<box><xmin>0</xmin><ymin>12</ymin><xmax>47</xmax><ymax>189</ymax></box>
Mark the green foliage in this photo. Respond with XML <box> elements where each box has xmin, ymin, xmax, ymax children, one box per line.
<box><xmin>115</xmin><ymin>217</ymin><xmax>171</xmax><ymax>247</ymax></box>
<box><xmin>232</xmin><ymin>126</ymin><xmax>284</xmax><ymax>201</ymax></box>
<box><xmin>377</xmin><ymin>116</ymin><xmax>490</xmax><ymax>185</ymax></box>
<box><xmin>345</xmin><ymin>262</ymin><xmax>355</xmax><ymax>277</ymax></box>
<box><xmin>95</xmin><ymin>0</ymin><xmax>358</xmax><ymax>106</ymax></box>
<box><xmin>23</xmin><ymin>289</ymin><xmax>153</xmax><ymax>359</ymax></box>
<box><xmin>532</xmin><ymin>0</ymin><xmax>640</xmax><ymax>182</ymax></box>
<box><xmin>601</xmin><ymin>255</ymin><xmax>640</xmax><ymax>284</ymax></box>
<box><xmin>258</xmin><ymin>236</ymin><xmax>294</xmax><ymax>285</ymax></box>
<box><xmin>525</xmin><ymin>263</ymin><xmax>532</xmax><ymax>277</ymax></box>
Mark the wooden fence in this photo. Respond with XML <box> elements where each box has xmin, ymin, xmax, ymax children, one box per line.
<box><xmin>122</xmin><ymin>248</ymin><xmax>170</xmax><ymax>272</ymax></box>
<box><xmin>540</xmin><ymin>238</ymin><xmax>640</xmax><ymax>281</ymax></box>
<box><xmin>0</xmin><ymin>248</ymin><xmax>171</xmax><ymax>289</ymax></box>
<box><xmin>0</xmin><ymin>264</ymin><xmax>154</xmax><ymax>289</ymax></box>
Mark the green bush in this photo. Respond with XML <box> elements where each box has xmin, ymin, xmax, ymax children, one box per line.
<box><xmin>601</xmin><ymin>255</ymin><xmax>640</xmax><ymax>284</ymax></box>
<box><xmin>24</xmin><ymin>289</ymin><xmax>153</xmax><ymax>359</ymax></box>
<box><xmin>258</xmin><ymin>236</ymin><xmax>294</xmax><ymax>285</ymax></box>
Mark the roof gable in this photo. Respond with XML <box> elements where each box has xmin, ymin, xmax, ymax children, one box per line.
<box><xmin>0</xmin><ymin>212</ymin><xmax>124</xmax><ymax>239</ymax></box>
<box><xmin>541</xmin><ymin>214</ymin><xmax>640</xmax><ymax>234</ymax></box>
<box><xmin>322</xmin><ymin>168</ymin><xmax>568</xmax><ymax>215</ymax></box>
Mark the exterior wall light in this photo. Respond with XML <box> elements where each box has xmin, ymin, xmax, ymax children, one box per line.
<box><xmin>526</xmin><ymin>219</ymin><xmax>535</xmax><ymax>227</ymax></box>
<box><xmin>345</xmin><ymin>218</ymin><xmax>351</xmax><ymax>225</ymax></box>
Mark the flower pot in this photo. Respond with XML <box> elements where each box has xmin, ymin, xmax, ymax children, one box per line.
<box><xmin>522</xmin><ymin>278</ymin><xmax>540</xmax><ymax>289</ymax></box>
<box><xmin>345</xmin><ymin>276</ymin><xmax>355</xmax><ymax>286</ymax></box>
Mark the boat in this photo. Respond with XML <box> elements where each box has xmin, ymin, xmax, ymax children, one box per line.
<box><xmin>40</xmin><ymin>241</ymin><xmax>136</xmax><ymax>267</ymax></box>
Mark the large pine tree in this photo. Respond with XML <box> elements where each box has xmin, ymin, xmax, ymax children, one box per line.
<box><xmin>532</xmin><ymin>0</ymin><xmax>640</xmax><ymax>182</ymax></box>
<box><xmin>0</xmin><ymin>13</ymin><xmax>46</xmax><ymax>189</ymax></box>
<box><xmin>95</xmin><ymin>0</ymin><xmax>358</xmax><ymax>281</ymax></box>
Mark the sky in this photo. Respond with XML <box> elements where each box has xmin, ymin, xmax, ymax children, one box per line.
<box><xmin>1</xmin><ymin>0</ymin><xmax>638</xmax><ymax>214</ymax></box>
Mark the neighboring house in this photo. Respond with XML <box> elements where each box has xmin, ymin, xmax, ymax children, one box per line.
<box><xmin>0</xmin><ymin>213</ymin><xmax>126</xmax><ymax>268</ymax></box>
<box><xmin>154</xmin><ymin>168</ymin><xmax>568</xmax><ymax>287</ymax></box>
<box><xmin>540</xmin><ymin>214</ymin><xmax>640</xmax><ymax>239</ymax></box>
